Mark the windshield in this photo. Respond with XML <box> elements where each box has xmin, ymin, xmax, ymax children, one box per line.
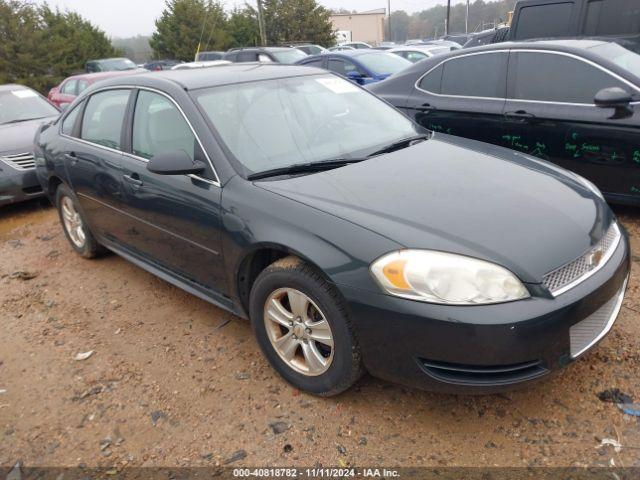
<box><xmin>99</xmin><ymin>58</ymin><xmax>137</xmax><ymax>71</ymax></box>
<box><xmin>356</xmin><ymin>52</ymin><xmax>412</xmax><ymax>75</ymax></box>
<box><xmin>194</xmin><ymin>74</ymin><xmax>419</xmax><ymax>175</ymax></box>
<box><xmin>270</xmin><ymin>49</ymin><xmax>308</xmax><ymax>64</ymax></box>
<box><xmin>591</xmin><ymin>43</ymin><xmax>640</xmax><ymax>79</ymax></box>
<box><xmin>0</xmin><ymin>89</ymin><xmax>59</xmax><ymax>125</ymax></box>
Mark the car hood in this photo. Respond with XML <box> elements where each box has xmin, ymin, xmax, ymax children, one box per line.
<box><xmin>256</xmin><ymin>134</ymin><xmax>613</xmax><ymax>283</ymax></box>
<box><xmin>0</xmin><ymin>116</ymin><xmax>58</xmax><ymax>156</ymax></box>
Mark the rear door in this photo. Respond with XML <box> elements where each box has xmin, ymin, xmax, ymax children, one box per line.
<box><xmin>405</xmin><ymin>51</ymin><xmax>508</xmax><ymax>146</ymax></box>
<box><xmin>503</xmin><ymin>49</ymin><xmax>640</xmax><ymax>199</ymax></box>
<box><xmin>61</xmin><ymin>88</ymin><xmax>132</xmax><ymax>241</ymax></box>
<box><xmin>117</xmin><ymin>89</ymin><xmax>227</xmax><ymax>295</ymax></box>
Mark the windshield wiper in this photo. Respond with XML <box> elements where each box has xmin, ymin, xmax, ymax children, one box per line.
<box><xmin>247</xmin><ymin>158</ymin><xmax>365</xmax><ymax>180</ymax></box>
<box><xmin>366</xmin><ymin>133</ymin><xmax>430</xmax><ymax>157</ymax></box>
<box><xmin>1</xmin><ymin>116</ymin><xmax>46</xmax><ymax>125</ymax></box>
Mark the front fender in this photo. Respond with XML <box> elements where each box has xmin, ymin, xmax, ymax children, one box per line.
<box><xmin>220</xmin><ymin>176</ymin><xmax>401</xmax><ymax>304</ymax></box>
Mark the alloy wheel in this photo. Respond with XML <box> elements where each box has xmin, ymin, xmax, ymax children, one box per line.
<box><xmin>263</xmin><ymin>288</ymin><xmax>334</xmax><ymax>376</ymax></box>
<box><xmin>61</xmin><ymin>196</ymin><xmax>86</xmax><ymax>248</ymax></box>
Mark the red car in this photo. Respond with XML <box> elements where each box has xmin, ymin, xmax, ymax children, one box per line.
<box><xmin>48</xmin><ymin>70</ymin><xmax>144</xmax><ymax>109</ymax></box>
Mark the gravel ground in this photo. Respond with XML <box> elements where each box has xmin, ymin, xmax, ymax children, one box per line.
<box><xmin>0</xmin><ymin>199</ymin><xmax>638</xmax><ymax>469</ymax></box>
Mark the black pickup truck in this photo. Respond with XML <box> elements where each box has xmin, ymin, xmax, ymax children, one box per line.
<box><xmin>509</xmin><ymin>0</ymin><xmax>640</xmax><ymax>42</ymax></box>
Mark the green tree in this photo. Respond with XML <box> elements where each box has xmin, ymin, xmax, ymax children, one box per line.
<box><xmin>227</xmin><ymin>7</ymin><xmax>259</xmax><ymax>48</ymax></box>
<box><xmin>150</xmin><ymin>0</ymin><xmax>230</xmax><ymax>61</ymax></box>
<box><xmin>257</xmin><ymin>0</ymin><xmax>335</xmax><ymax>47</ymax></box>
<box><xmin>40</xmin><ymin>6</ymin><xmax>120</xmax><ymax>82</ymax></box>
<box><xmin>0</xmin><ymin>0</ymin><xmax>118</xmax><ymax>93</ymax></box>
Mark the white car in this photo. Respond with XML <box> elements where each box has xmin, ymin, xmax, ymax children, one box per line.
<box><xmin>171</xmin><ymin>60</ymin><xmax>231</xmax><ymax>70</ymax></box>
<box><xmin>388</xmin><ymin>45</ymin><xmax>451</xmax><ymax>63</ymax></box>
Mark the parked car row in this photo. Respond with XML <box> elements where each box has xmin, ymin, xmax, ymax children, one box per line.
<box><xmin>370</xmin><ymin>38</ymin><xmax>640</xmax><ymax>205</ymax></box>
<box><xmin>28</xmin><ymin>64</ymin><xmax>630</xmax><ymax>397</ymax></box>
<box><xmin>0</xmin><ymin>84</ymin><xmax>60</xmax><ymax>205</ymax></box>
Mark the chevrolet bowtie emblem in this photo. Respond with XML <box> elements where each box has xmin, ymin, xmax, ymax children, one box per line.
<box><xmin>587</xmin><ymin>248</ymin><xmax>604</xmax><ymax>268</ymax></box>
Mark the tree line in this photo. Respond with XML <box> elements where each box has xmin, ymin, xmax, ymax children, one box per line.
<box><xmin>1</xmin><ymin>0</ymin><xmax>518</xmax><ymax>94</ymax></box>
<box><xmin>150</xmin><ymin>0</ymin><xmax>335</xmax><ymax>61</ymax></box>
<box><xmin>0</xmin><ymin>0</ymin><xmax>120</xmax><ymax>93</ymax></box>
<box><xmin>387</xmin><ymin>0</ymin><xmax>517</xmax><ymax>42</ymax></box>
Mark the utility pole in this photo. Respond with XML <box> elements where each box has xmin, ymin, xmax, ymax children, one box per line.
<box><xmin>465</xmin><ymin>0</ymin><xmax>470</xmax><ymax>34</ymax></box>
<box><xmin>445</xmin><ymin>0</ymin><xmax>451</xmax><ymax>35</ymax></box>
<box><xmin>256</xmin><ymin>0</ymin><xmax>267</xmax><ymax>46</ymax></box>
<box><xmin>387</xmin><ymin>0</ymin><xmax>391</xmax><ymax>42</ymax></box>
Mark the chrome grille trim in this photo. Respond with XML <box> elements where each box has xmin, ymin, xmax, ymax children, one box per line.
<box><xmin>543</xmin><ymin>223</ymin><xmax>621</xmax><ymax>296</ymax></box>
<box><xmin>570</xmin><ymin>276</ymin><xmax>628</xmax><ymax>358</ymax></box>
<box><xmin>1</xmin><ymin>152</ymin><xmax>36</xmax><ymax>170</ymax></box>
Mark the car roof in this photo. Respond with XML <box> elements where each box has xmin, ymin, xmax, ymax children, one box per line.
<box><xmin>0</xmin><ymin>84</ymin><xmax>34</xmax><ymax>92</ymax></box>
<box><xmin>326</xmin><ymin>50</ymin><xmax>385</xmax><ymax>58</ymax></box>
<box><xmin>65</xmin><ymin>69</ymin><xmax>144</xmax><ymax>83</ymax></box>
<box><xmin>92</xmin><ymin>63</ymin><xmax>326</xmax><ymax>92</ymax></box>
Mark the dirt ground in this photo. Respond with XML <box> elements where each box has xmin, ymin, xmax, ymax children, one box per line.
<box><xmin>0</xmin><ymin>199</ymin><xmax>639</xmax><ymax>470</ymax></box>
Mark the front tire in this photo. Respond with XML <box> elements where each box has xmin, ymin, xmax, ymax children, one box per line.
<box><xmin>55</xmin><ymin>183</ymin><xmax>103</xmax><ymax>258</ymax></box>
<box><xmin>250</xmin><ymin>256</ymin><xmax>364</xmax><ymax>396</ymax></box>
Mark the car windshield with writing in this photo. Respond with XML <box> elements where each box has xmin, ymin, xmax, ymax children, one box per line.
<box><xmin>0</xmin><ymin>89</ymin><xmax>59</xmax><ymax>125</ymax></box>
<box><xmin>194</xmin><ymin>74</ymin><xmax>420</xmax><ymax>176</ymax></box>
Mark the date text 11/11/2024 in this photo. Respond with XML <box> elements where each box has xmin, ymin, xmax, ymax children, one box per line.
<box><xmin>232</xmin><ymin>468</ymin><xmax>401</xmax><ymax>478</ymax></box>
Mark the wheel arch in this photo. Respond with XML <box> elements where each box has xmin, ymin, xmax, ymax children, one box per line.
<box><xmin>234</xmin><ymin>242</ymin><xmax>337</xmax><ymax>318</ymax></box>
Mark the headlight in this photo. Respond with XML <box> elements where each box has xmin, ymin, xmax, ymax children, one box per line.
<box><xmin>370</xmin><ymin>250</ymin><xmax>530</xmax><ymax>305</ymax></box>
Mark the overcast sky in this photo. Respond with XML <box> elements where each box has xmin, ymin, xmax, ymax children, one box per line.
<box><xmin>36</xmin><ymin>0</ymin><xmax>466</xmax><ymax>38</ymax></box>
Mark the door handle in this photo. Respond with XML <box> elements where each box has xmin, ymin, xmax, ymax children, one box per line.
<box><xmin>64</xmin><ymin>152</ymin><xmax>78</xmax><ymax>165</ymax></box>
<box><xmin>504</xmin><ymin>110</ymin><xmax>536</xmax><ymax>121</ymax></box>
<box><xmin>123</xmin><ymin>174</ymin><xmax>143</xmax><ymax>188</ymax></box>
<box><xmin>415</xmin><ymin>103</ymin><xmax>436</xmax><ymax>112</ymax></box>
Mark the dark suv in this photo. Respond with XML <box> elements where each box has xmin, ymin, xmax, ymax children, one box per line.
<box><xmin>223</xmin><ymin>47</ymin><xmax>307</xmax><ymax>64</ymax></box>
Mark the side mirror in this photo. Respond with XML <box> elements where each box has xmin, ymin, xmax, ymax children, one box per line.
<box><xmin>346</xmin><ymin>71</ymin><xmax>365</xmax><ymax>84</ymax></box>
<box><xmin>147</xmin><ymin>150</ymin><xmax>206</xmax><ymax>175</ymax></box>
<box><xmin>595</xmin><ymin>87</ymin><xmax>634</xmax><ymax>119</ymax></box>
<box><xmin>594</xmin><ymin>87</ymin><xmax>632</xmax><ymax>108</ymax></box>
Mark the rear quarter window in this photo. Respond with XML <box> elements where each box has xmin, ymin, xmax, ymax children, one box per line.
<box><xmin>514</xmin><ymin>2</ymin><xmax>574</xmax><ymax>40</ymax></box>
<box><xmin>583</xmin><ymin>0</ymin><xmax>640</xmax><ymax>36</ymax></box>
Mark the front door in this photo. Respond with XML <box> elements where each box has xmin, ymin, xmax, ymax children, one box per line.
<box><xmin>502</xmin><ymin>50</ymin><xmax>640</xmax><ymax>200</ymax></box>
<box><xmin>405</xmin><ymin>51</ymin><xmax>508</xmax><ymax>146</ymax></box>
<box><xmin>117</xmin><ymin>89</ymin><xmax>227</xmax><ymax>295</ymax></box>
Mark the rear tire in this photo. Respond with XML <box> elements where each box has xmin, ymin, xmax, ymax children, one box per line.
<box><xmin>250</xmin><ymin>256</ymin><xmax>364</xmax><ymax>396</ymax></box>
<box><xmin>55</xmin><ymin>183</ymin><xmax>104</xmax><ymax>259</ymax></box>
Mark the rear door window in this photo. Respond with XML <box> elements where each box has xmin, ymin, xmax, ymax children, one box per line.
<box><xmin>440</xmin><ymin>52</ymin><xmax>507</xmax><ymax>98</ymax></box>
<box><xmin>583</xmin><ymin>0</ymin><xmax>640</xmax><ymax>36</ymax></box>
<box><xmin>514</xmin><ymin>2</ymin><xmax>574</xmax><ymax>40</ymax></box>
<box><xmin>80</xmin><ymin>89</ymin><xmax>130</xmax><ymax>150</ymax></box>
<box><xmin>509</xmin><ymin>51</ymin><xmax>628</xmax><ymax>104</ymax></box>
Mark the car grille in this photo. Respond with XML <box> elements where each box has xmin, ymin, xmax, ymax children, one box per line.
<box><xmin>1</xmin><ymin>152</ymin><xmax>36</xmax><ymax>170</ymax></box>
<box><xmin>542</xmin><ymin>222</ymin><xmax>621</xmax><ymax>296</ymax></box>
<box><xmin>569</xmin><ymin>277</ymin><xmax>628</xmax><ymax>358</ymax></box>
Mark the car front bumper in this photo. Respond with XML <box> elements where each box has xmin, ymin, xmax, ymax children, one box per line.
<box><xmin>338</xmin><ymin>230</ymin><xmax>631</xmax><ymax>393</ymax></box>
<box><xmin>0</xmin><ymin>166</ymin><xmax>45</xmax><ymax>206</ymax></box>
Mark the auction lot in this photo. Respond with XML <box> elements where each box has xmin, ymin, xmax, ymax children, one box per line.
<box><xmin>0</xmin><ymin>199</ymin><xmax>638</xmax><ymax>468</ymax></box>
